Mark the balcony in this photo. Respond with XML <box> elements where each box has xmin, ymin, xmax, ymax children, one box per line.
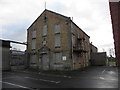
<box><xmin>73</xmin><ymin>47</ymin><xmax>87</xmax><ymax>53</ymax></box>
<box><xmin>77</xmin><ymin>36</ymin><xmax>85</xmax><ymax>40</ymax></box>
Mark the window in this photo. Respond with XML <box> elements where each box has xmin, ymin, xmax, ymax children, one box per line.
<box><xmin>55</xmin><ymin>53</ymin><xmax>62</xmax><ymax>63</ymax></box>
<box><xmin>32</xmin><ymin>30</ymin><xmax>36</xmax><ymax>38</ymax></box>
<box><xmin>71</xmin><ymin>28</ymin><xmax>74</xmax><ymax>34</ymax></box>
<box><xmin>72</xmin><ymin>35</ymin><xmax>76</xmax><ymax>47</ymax></box>
<box><xmin>71</xmin><ymin>23</ymin><xmax>75</xmax><ymax>34</ymax></box>
<box><xmin>43</xmin><ymin>25</ymin><xmax>48</xmax><ymax>36</ymax></box>
<box><xmin>54</xmin><ymin>24</ymin><xmax>61</xmax><ymax>34</ymax></box>
<box><xmin>32</xmin><ymin>39</ymin><xmax>36</xmax><ymax>49</ymax></box>
<box><xmin>54</xmin><ymin>35</ymin><xmax>61</xmax><ymax>47</ymax></box>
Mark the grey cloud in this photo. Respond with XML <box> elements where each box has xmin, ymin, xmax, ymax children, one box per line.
<box><xmin>99</xmin><ymin>43</ymin><xmax>114</xmax><ymax>48</ymax></box>
<box><xmin>48</xmin><ymin>1</ymin><xmax>67</xmax><ymax>12</ymax></box>
<box><xmin>1</xmin><ymin>20</ymin><xmax>29</xmax><ymax>42</ymax></box>
<box><xmin>0</xmin><ymin>0</ymin><xmax>114</xmax><ymax>53</ymax></box>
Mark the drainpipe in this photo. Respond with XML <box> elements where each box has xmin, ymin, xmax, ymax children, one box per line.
<box><xmin>69</xmin><ymin>18</ymin><xmax>74</xmax><ymax>70</ymax></box>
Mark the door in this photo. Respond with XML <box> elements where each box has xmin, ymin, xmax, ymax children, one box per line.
<box><xmin>41</xmin><ymin>54</ymin><xmax>49</xmax><ymax>70</ymax></box>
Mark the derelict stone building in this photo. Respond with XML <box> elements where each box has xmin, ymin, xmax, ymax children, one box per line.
<box><xmin>27</xmin><ymin>9</ymin><xmax>90</xmax><ymax>70</ymax></box>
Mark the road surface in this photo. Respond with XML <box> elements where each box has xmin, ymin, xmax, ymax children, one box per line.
<box><xmin>1</xmin><ymin>66</ymin><xmax>119</xmax><ymax>89</ymax></box>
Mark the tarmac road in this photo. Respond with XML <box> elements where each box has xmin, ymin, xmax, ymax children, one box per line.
<box><xmin>1</xmin><ymin>66</ymin><xmax>119</xmax><ymax>89</ymax></box>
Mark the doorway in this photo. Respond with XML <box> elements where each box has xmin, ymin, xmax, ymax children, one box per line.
<box><xmin>41</xmin><ymin>54</ymin><xmax>49</xmax><ymax>70</ymax></box>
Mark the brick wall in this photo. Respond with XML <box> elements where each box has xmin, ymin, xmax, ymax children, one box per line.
<box><xmin>109</xmin><ymin>1</ymin><xmax>120</xmax><ymax>66</ymax></box>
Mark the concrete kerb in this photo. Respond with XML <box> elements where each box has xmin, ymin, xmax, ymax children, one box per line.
<box><xmin>13</xmin><ymin>69</ymin><xmax>73</xmax><ymax>78</ymax></box>
<box><xmin>12</xmin><ymin>67</ymin><xmax>90</xmax><ymax>78</ymax></box>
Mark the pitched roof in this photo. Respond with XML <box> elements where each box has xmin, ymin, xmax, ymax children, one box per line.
<box><xmin>71</xmin><ymin>20</ymin><xmax>90</xmax><ymax>38</ymax></box>
<box><xmin>27</xmin><ymin>9</ymin><xmax>90</xmax><ymax>38</ymax></box>
<box><xmin>45</xmin><ymin>9</ymin><xmax>69</xmax><ymax>19</ymax></box>
<box><xmin>27</xmin><ymin>9</ymin><xmax>69</xmax><ymax>30</ymax></box>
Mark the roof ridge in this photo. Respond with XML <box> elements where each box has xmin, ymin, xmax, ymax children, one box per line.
<box><xmin>45</xmin><ymin>9</ymin><xmax>69</xmax><ymax>19</ymax></box>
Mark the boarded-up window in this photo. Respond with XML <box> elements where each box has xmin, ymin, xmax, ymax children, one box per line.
<box><xmin>54</xmin><ymin>24</ymin><xmax>60</xmax><ymax>34</ymax></box>
<box><xmin>72</xmin><ymin>35</ymin><xmax>76</xmax><ymax>47</ymax></box>
<box><xmin>43</xmin><ymin>25</ymin><xmax>48</xmax><ymax>36</ymax></box>
<box><xmin>32</xmin><ymin>30</ymin><xmax>36</xmax><ymax>38</ymax></box>
<box><xmin>71</xmin><ymin>23</ymin><xmax>75</xmax><ymax>34</ymax></box>
<box><xmin>32</xmin><ymin>39</ymin><xmax>36</xmax><ymax>49</ymax></box>
<box><xmin>55</xmin><ymin>35</ymin><xmax>61</xmax><ymax>47</ymax></box>
<box><xmin>30</xmin><ymin>55</ymin><xmax>36</xmax><ymax>64</ymax></box>
<box><xmin>55</xmin><ymin>53</ymin><xmax>62</xmax><ymax>63</ymax></box>
<box><xmin>71</xmin><ymin>28</ymin><xmax>74</xmax><ymax>34</ymax></box>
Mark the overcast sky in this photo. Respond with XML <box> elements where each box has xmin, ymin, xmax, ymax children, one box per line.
<box><xmin>0</xmin><ymin>0</ymin><xmax>115</xmax><ymax>56</ymax></box>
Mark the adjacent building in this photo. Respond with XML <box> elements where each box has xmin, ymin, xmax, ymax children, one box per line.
<box><xmin>90</xmin><ymin>52</ymin><xmax>107</xmax><ymax>66</ymax></box>
<box><xmin>0</xmin><ymin>40</ymin><xmax>11</xmax><ymax>71</ymax></box>
<box><xmin>10</xmin><ymin>50</ymin><xmax>27</xmax><ymax>70</ymax></box>
<box><xmin>90</xmin><ymin>44</ymin><xmax>107</xmax><ymax>66</ymax></box>
<box><xmin>27</xmin><ymin>9</ymin><xmax>90</xmax><ymax>70</ymax></box>
<box><xmin>90</xmin><ymin>43</ymin><xmax>98</xmax><ymax>53</ymax></box>
<box><xmin>1</xmin><ymin>39</ymin><xmax>27</xmax><ymax>71</ymax></box>
<box><xmin>109</xmin><ymin>0</ymin><xmax>120</xmax><ymax>66</ymax></box>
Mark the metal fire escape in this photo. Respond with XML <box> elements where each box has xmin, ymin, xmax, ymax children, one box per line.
<box><xmin>73</xmin><ymin>35</ymin><xmax>87</xmax><ymax>53</ymax></box>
